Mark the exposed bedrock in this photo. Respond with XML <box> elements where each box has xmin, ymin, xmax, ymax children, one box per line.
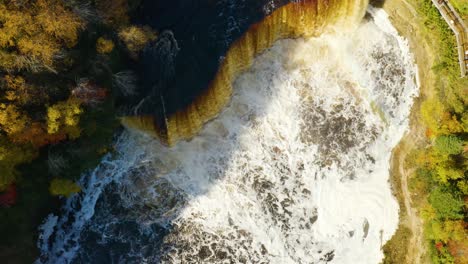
<box><xmin>123</xmin><ymin>0</ymin><xmax>369</xmax><ymax>145</ymax></box>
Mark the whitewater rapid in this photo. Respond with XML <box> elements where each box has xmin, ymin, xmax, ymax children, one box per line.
<box><xmin>37</xmin><ymin>8</ymin><xmax>418</xmax><ymax>264</ymax></box>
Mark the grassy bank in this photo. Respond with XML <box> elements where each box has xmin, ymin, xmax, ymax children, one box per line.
<box><xmin>382</xmin><ymin>0</ymin><xmax>467</xmax><ymax>263</ymax></box>
<box><xmin>449</xmin><ymin>0</ymin><xmax>468</xmax><ymax>22</ymax></box>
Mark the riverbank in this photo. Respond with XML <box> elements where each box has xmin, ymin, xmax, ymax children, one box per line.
<box><xmin>381</xmin><ymin>0</ymin><xmax>435</xmax><ymax>263</ymax></box>
<box><xmin>382</xmin><ymin>0</ymin><xmax>466</xmax><ymax>263</ymax></box>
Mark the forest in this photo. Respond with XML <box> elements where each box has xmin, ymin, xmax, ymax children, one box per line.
<box><xmin>0</xmin><ymin>0</ymin><xmax>156</xmax><ymax>261</ymax></box>
<box><xmin>402</xmin><ymin>0</ymin><xmax>467</xmax><ymax>263</ymax></box>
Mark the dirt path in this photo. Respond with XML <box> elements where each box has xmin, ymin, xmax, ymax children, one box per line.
<box><xmin>398</xmin><ymin>137</ymin><xmax>426</xmax><ymax>264</ymax></box>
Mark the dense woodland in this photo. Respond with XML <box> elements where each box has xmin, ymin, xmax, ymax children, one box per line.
<box><xmin>0</xmin><ymin>0</ymin><xmax>156</xmax><ymax>261</ymax></box>
<box><xmin>415</xmin><ymin>1</ymin><xmax>467</xmax><ymax>263</ymax></box>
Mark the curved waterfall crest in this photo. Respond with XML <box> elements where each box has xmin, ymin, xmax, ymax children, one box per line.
<box><xmin>123</xmin><ymin>0</ymin><xmax>369</xmax><ymax>145</ymax></box>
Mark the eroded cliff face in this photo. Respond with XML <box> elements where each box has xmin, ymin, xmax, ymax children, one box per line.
<box><xmin>123</xmin><ymin>0</ymin><xmax>369</xmax><ymax>145</ymax></box>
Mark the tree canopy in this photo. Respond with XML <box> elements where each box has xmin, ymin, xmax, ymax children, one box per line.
<box><xmin>0</xmin><ymin>0</ymin><xmax>83</xmax><ymax>72</ymax></box>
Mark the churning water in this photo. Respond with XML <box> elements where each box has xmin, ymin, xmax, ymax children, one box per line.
<box><xmin>37</xmin><ymin>8</ymin><xmax>418</xmax><ymax>264</ymax></box>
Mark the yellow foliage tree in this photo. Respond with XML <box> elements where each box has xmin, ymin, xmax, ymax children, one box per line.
<box><xmin>96</xmin><ymin>37</ymin><xmax>114</xmax><ymax>54</ymax></box>
<box><xmin>421</xmin><ymin>98</ymin><xmax>445</xmax><ymax>136</ymax></box>
<box><xmin>0</xmin><ymin>103</ymin><xmax>30</xmax><ymax>136</ymax></box>
<box><xmin>47</xmin><ymin>98</ymin><xmax>83</xmax><ymax>139</ymax></box>
<box><xmin>426</xmin><ymin>220</ymin><xmax>466</xmax><ymax>243</ymax></box>
<box><xmin>0</xmin><ymin>0</ymin><xmax>83</xmax><ymax>71</ymax></box>
<box><xmin>440</xmin><ymin>112</ymin><xmax>464</xmax><ymax>134</ymax></box>
<box><xmin>1</xmin><ymin>74</ymin><xmax>44</xmax><ymax>106</ymax></box>
<box><xmin>118</xmin><ymin>26</ymin><xmax>157</xmax><ymax>58</ymax></box>
<box><xmin>417</xmin><ymin>146</ymin><xmax>464</xmax><ymax>183</ymax></box>
<box><xmin>435</xmin><ymin>164</ymin><xmax>464</xmax><ymax>183</ymax></box>
<box><xmin>457</xmin><ymin>180</ymin><xmax>468</xmax><ymax>195</ymax></box>
<box><xmin>3</xmin><ymin>74</ymin><xmax>26</xmax><ymax>101</ymax></box>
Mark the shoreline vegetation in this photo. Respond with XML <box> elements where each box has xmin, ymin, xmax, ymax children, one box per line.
<box><xmin>382</xmin><ymin>0</ymin><xmax>467</xmax><ymax>263</ymax></box>
<box><xmin>0</xmin><ymin>0</ymin><xmax>156</xmax><ymax>262</ymax></box>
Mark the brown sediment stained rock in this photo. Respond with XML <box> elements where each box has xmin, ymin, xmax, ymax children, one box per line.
<box><xmin>123</xmin><ymin>0</ymin><xmax>369</xmax><ymax>145</ymax></box>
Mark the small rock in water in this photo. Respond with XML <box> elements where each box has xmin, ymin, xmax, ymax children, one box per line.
<box><xmin>320</xmin><ymin>250</ymin><xmax>335</xmax><ymax>262</ymax></box>
<box><xmin>363</xmin><ymin>218</ymin><xmax>370</xmax><ymax>241</ymax></box>
<box><xmin>310</xmin><ymin>208</ymin><xmax>318</xmax><ymax>224</ymax></box>
<box><xmin>260</xmin><ymin>244</ymin><xmax>268</xmax><ymax>255</ymax></box>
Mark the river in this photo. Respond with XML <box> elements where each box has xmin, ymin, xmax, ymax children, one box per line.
<box><xmin>36</xmin><ymin>7</ymin><xmax>418</xmax><ymax>264</ymax></box>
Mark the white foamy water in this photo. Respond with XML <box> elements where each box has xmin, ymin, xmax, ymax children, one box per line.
<box><xmin>37</xmin><ymin>8</ymin><xmax>418</xmax><ymax>264</ymax></box>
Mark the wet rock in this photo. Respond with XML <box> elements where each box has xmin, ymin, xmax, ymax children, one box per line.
<box><xmin>216</xmin><ymin>250</ymin><xmax>228</xmax><ymax>260</ymax></box>
<box><xmin>310</xmin><ymin>208</ymin><xmax>318</xmax><ymax>224</ymax></box>
<box><xmin>321</xmin><ymin>250</ymin><xmax>335</xmax><ymax>262</ymax></box>
<box><xmin>260</xmin><ymin>244</ymin><xmax>268</xmax><ymax>255</ymax></box>
<box><xmin>272</xmin><ymin>146</ymin><xmax>282</xmax><ymax>154</ymax></box>
<box><xmin>198</xmin><ymin>246</ymin><xmax>212</xmax><ymax>259</ymax></box>
<box><xmin>363</xmin><ymin>219</ymin><xmax>370</xmax><ymax>241</ymax></box>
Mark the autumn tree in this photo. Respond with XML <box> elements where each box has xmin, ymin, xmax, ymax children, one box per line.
<box><xmin>118</xmin><ymin>26</ymin><xmax>157</xmax><ymax>58</ymax></box>
<box><xmin>0</xmin><ymin>0</ymin><xmax>83</xmax><ymax>72</ymax></box>
<box><xmin>71</xmin><ymin>78</ymin><xmax>108</xmax><ymax>105</ymax></box>
<box><xmin>96</xmin><ymin>37</ymin><xmax>114</xmax><ymax>54</ymax></box>
<box><xmin>0</xmin><ymin>103</ymin><xmax>30</xmax><ymax>136</ymax></box>
<box><xmin>47</xmin><ymin>97</ymin><xmax>83</xmax><ymax>139</ymax></box>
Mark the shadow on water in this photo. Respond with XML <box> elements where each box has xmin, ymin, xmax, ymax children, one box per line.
<box><xmin>125</xmin><ymin>0</ymin><xmax>291</xmax><ymax>127</ymax></box>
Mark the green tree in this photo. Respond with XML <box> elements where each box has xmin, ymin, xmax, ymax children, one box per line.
<box><xmin>0</xmin><ymin>135</ymin><xmax>35</xmax><ymax>190</ymax></box>
<box><xmin>434</xmin><ymin>135</ymin><xmax>463</xmax><ymax>155</ymax></box>
<box><xmin>49</xmin><ymin>178</ymin><xmax>81</xmax><ymax>197</ymax></box>
<box><xmin>428</xmin><ymin>187</ymin><xmax>464</xmax><ymax>220</ymax></box>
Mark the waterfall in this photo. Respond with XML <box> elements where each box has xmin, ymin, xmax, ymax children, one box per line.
<box><xmin>122</xmin><ymin>0</ymin><xmax>369</xmax><ymax>146</ymax></box>
<box><xmin>36</xmin><ymin>6</ymin><xmax>418</xmax><ymax>264</ymax></box>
